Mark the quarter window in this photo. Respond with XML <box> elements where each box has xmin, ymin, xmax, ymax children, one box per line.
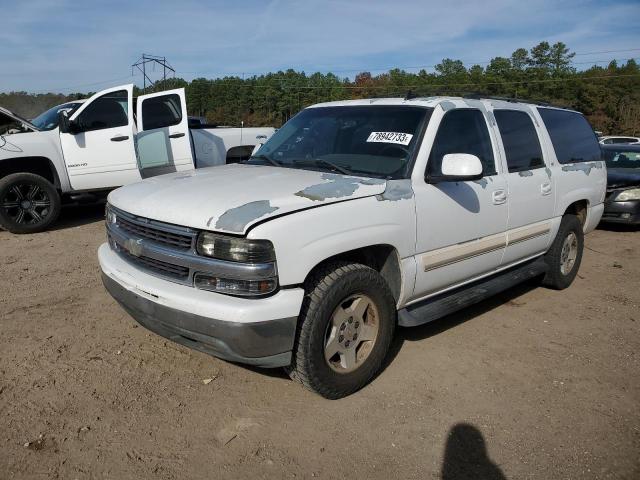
<box><xmin>495</xmin><ymin>110</ymin><xmax>544</xmax><ymax>172</ymax></box>
<box><xmin>538</xmin><ymin>108</ymin><xmax>601</xmax><ymax>164</ymax></box>
<box><xmin>141</xmin><ymin>94</ymin><xmax>183</xmax><ymax>131</ymax></box>
<box><xmin>76</xmin><ymin>90</ymin><xmax>128</xmax><ymax>132</ymax></box>
<box><xmin>428</xmin><ymin>109</ymin><xmax>496</xmax><ymax>176</ymax></box>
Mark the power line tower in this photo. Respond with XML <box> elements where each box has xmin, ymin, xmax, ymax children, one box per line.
<box><xmin>131</xmin><ymin>54</ymin><xmax>175</xmax><ymax>93</ymax></box>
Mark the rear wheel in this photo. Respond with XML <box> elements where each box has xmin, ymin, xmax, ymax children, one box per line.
<box><xmin>0</xmin><ymin>173</ymin><xmax>61</xmax><ymax>234</ymax></box>
<box><xmin>286</xmin><ymin>262</ymin><xmax>396</xmax><ymax>399</ymax></box>
<box><xmin>542</xmin><ymin>214</ymin><xmax>584</xmax><ymax>290</ymax></box>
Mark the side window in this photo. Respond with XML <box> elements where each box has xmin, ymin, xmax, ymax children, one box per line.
<box><xmin>494</xmin><ymin>110</ymin><xmax>544</xmax><ymax>172</ymax></box>
<box><xmin>538</xmin><ymin>108</ymin><xmax>601</xmax><ymax>164</ymax></box>
<box><xmin>141</xmin><ymin>94</ymin><xmax>182</xmax><ymax>131</ymax></box>
<box><xmin>76</xmin><ymin>90</ymin><xmax>128</xmax><ymax>132</ymax></box>
<box><xmin>428</xmin><ymin>109</ymin><xmax>496</xmax><ymax>177</ymax></box>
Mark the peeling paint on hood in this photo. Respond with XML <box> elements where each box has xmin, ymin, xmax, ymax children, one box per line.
<box><xmin>107</xmin><ymin>164</ymin><xmax>388</xmax><ymax>235</ymax></box>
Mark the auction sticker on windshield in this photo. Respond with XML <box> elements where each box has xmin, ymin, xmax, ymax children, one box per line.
<box><xmin>366</xmin><ymin>132</ymin><xmax>413</xmax><ymax>146</ymax></box>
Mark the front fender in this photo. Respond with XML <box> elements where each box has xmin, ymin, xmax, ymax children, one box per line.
<box><xmin>248</xmin><ymin>194</ymin><xmax>417</xmax><ymax>289</ymax></box>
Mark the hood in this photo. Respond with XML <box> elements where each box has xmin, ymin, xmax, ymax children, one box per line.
<box><xmin>108</xmin><ymin>164</ymin><xmax>388</xmax><ymax>235</ymax></box>
<box><xmin>0</xmin><ymin>106</ymin><xmax>39</xmax><ymax>133</ymax></box>
<box><xmin>607</xmin><ymin>168</ymin><xmax>640</xmax><ymax>189</ymax></box>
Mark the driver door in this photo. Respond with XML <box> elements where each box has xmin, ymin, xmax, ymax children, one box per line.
<box><xmin>411</xmin><ymin>108</ymin><xmax>509</xmax><ymax>299</ymax></box>
<box><xmin>60</xmin><ymin>84</ymin><xmax>140</xmax><ymax>191</ymax></box>
<box><xmin>136</xmin><ymin>88</ymin><xmax>194</xmax><ymax>178</ymax></box>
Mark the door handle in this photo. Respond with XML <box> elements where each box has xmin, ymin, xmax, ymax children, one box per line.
<box><xmin>169</xmin><ymin>132</ymin><xmax>185</xmax><ymax>139</ymax></box>
<box><xmin>541</xmin><ymin>182</ymin><xmax>552</xmax><ymax>195</ymax></box>
<box><xmin>492</xmin><ymin>190</ymin><xmax>507</xmax><ymax>205</ymax></box>
<box><xmin>110</xmin><ymin>135</ymin><xmax>129</xmax><ymax>142</ymax></box>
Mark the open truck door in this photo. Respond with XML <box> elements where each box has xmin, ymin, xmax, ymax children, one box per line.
<box><xmin>136</xmin><ymin>88</ymin><xmax>194</xmax><ymax>178</ymax></box>
<box><xmin>60</xmin><ymin>84</ymin><xmax>139</xmax><ymax>191</ymax></box>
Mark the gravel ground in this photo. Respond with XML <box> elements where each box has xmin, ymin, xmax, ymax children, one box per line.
<box><xmin>1</xmin><ymin>205</ymin><xmax>639</xmax><ymax>479</ymax></box>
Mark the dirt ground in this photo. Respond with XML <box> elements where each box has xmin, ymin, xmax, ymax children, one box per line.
<box><xmin>1</xmin><ymin>205</ymin><xmax>638</xmax><ymax>480</ymax></box>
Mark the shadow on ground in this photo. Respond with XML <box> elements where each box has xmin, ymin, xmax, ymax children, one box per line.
<box><xmin>378</xmin><ymin>279</ymin><xmax>539</xmax><ymax>376</ymax></box>
<box><xmin>50</xmin><ymin>203</ymin><xmax>106</xmax><ymax>231</ymax></box>
<box><xmin>441</xmin><ymin>423</ymin><xmax>507</xmax><ymax>480</ymax></box>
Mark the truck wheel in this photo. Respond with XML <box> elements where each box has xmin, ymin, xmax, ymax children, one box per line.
<box><xmin>286</xmin><ymin>261</ymin><xmax>396</xmax><ymax>399</ymax></box>
<box><xmin>542</xmin><ymin>214</ymin><xmax>584</xmax><ymax>290</ymax></box>
<box><xmin>0</xmin><ymin>173</ymin><xmax>61</xmax><ymax>234</ymax></box>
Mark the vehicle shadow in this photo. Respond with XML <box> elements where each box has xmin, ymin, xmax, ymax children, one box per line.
<box><xmin>49</xmin><ymin>203</ymin><xmax>106</xmax><ymax>231</ymax></box>
<box><xmin>378</xmin><ymin>279</ymin><xmax>540</xmax><ymax>375</ymax></box>
<box><xmin>441</xmin><ymin>423</ymin><xmax>507</xmax><ymax>480</ymax></box>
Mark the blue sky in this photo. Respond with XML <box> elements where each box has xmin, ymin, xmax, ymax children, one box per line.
<box><xmin>1</xmin><ymin>0</ymin><xmax>639</xmax><ymax>93</ymax></box>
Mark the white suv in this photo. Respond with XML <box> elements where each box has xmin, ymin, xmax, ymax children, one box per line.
<box><xmin>99</xmin><ymin>96</ymin><xmax>606</xmax><ymax>398</ymax></box>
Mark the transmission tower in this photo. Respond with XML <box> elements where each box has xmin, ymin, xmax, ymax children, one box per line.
<box><xmin>131</xmin><ymin>54</ymin><xmax>176</xmax><ymax>93</ymax></box>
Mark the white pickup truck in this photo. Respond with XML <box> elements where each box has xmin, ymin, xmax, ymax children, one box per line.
<box><xmin>0</xmin><ymin>84</ymin><xmax>274</xmax><ymax>233</ymax></box>
<box><xmin>99</xmin><ymin>96</ymin><xmax>606</xmax><ymax>398</ymax></box>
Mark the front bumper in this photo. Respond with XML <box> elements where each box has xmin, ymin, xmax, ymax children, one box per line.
<box><xmin>99</xmin><ymin>243</ymin><xmax>304</xmax><ymax>368</ymax></box>
<box><xmin>601</xmin><ymin>199</ymin><xmax>640</xmax><ymax>224</ymax></box>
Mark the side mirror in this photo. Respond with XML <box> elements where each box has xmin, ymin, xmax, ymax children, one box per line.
<box><xmin>428</xmin><ymin>153</ymin><xmax>483</xmax><ymax>183</ymax></box>
<box><xmin>58</xmin><ymin>110</ymin><xmax>80</xmax><ymax>134</ymax></box>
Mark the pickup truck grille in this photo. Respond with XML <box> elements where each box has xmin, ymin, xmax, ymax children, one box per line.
<box><xmin>115</xmin><ymin>211</ymin><xmax>194</xmax><ymax>250</ymax></box>
<box><xmin>118</xmin><ymin>247</ymin><xmax>190</xmax><ymax>280</ymax></box>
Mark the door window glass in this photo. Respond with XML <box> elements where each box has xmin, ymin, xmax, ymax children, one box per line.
<box><xmin>428</xmin><ymin>109</ymin><xmax>496</xmax><ymax>176</ymax></box>
<box><xmin>538</xmin><ymin>108</ymin><xmax>601</xmax><ymax>164</ymax></box>
<box><xmin>76</xmin><ymin>90</ymin><xmax>128</xmax><ymax>132</ymax></box>
<box><xmin>141</xmin><ymin>94</ymin><xmax>182</xmax><ymax>131</ymax></box>
<box><xmin>495</xmin><ymin>110</ymin><xmax>544</xmax><ymax>172</ymax></box>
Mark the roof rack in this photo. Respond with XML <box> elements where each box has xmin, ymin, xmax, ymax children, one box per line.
<box><xmin>462</xmin><ymin>94</ymin><xmax>565</xmax><ymax>108</ymax></box>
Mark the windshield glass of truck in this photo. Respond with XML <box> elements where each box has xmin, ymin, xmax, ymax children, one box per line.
<box><xmin>252</xmin><ymin>106</ymin><xmax>432</xmax><ymax>178</ymax></box>
<box><xmin>31</xmin><ymin>102</ymin><xmax>82</xmax><ymax>131</ymax></box>
<box><xmin>603</xmin><ymin>149</ymin><xmax>640</xmax><ymax>169</ymax></box>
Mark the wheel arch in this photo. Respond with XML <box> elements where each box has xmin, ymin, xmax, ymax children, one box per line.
<box><xmin>302</xmin><ymin>244</ymin><xmax>403</xmax><ymax>304</ymax></box>
<box><xmin>563</xmin><ymin>199</ymin><xmax>589</xmax><ymax>226</ymax></box>
<box><xmin>0</xmin><ymin>157</ymin><xmax>61</xmax><ymax>188</ymax></box>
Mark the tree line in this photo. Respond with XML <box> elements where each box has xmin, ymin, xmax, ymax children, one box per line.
<box><xmin>2</xmin><ymin>42</ymin><xmax>639</xmax><ymax>134</ymax></box>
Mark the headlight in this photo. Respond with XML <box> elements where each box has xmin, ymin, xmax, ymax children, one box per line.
<box><xmin>615</xmin><ymin>188</ymin><xmax>640</xmax><ymax>201</ymax></box>
<box><xmin>196</xmin><ymin>232</ymin><xmax>275</xmax><ymax>263</ymax></box>
<box><xmin>195</xmin><ymin>232</ymin><xmax>278</xmax><ymax>296</ymax></box>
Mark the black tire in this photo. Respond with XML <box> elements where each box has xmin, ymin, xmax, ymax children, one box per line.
<box><xmin>542</xmin><ymin>214</ymin><xmax>584</xmax><ymax>290</ymax></box>
<box><xmin>286</xmin><ymin>261</ymin><xmax>396</xmax><ymax>399</ymax></box>
<box><xmin>0</xmin><ymin>173</ymin><xmax>61</xmax><ymax>234</ymax></box>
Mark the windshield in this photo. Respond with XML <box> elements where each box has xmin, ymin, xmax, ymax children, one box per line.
<box><xmin>603</xmin><ymin>149</ymin><xmax>640</xmax><ymax>169</ymax></box>
<box><xmin>249</xmin><ymin>105</ymin><xmax>432</xmax><ymax>178</ymax></box>
<box><xmin>31</xmin><ymin>102</ymin><xmax>82</xmax><ymax>131</ymax></box>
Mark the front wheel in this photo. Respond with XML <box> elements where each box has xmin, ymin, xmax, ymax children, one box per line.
<box><xmin>542</xmin><ymin>214</ymin><xmax>584</xmax><ymax>290</ymax></box>
<box><xmin>286</xmin><ymin>262</ymin><xmax>396</xmax><ymax>399</ymax></box>
<box><xmin>0</xmin><ymin>173</ymin><xmax>61</xmax><ymax>234</ymax></box>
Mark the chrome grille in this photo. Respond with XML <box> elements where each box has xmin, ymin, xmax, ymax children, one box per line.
<box><xmin>114</xmin><ymin>208</ymin><xmax>195</xmax><ymax>250</ymax></box>
<box><xmin>119</xmin><ymin>247</ymin><xmax>189</xmax><ymax>280</ymax></box>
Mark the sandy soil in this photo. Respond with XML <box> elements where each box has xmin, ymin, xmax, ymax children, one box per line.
<box><xmin>1</xmin><ymin>205</ymin><xmax>639</xmax><ymax>479</ymax></box>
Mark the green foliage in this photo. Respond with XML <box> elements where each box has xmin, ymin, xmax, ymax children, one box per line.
<box><xmin>2</xmin><ymin>42</ymin><xmax>639</xmax><ymax>134</ymax></box>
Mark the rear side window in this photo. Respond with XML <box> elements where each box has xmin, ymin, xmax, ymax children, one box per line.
<box><xmin>495</xmin><ymin>110</ymin><xmax>544</xmax><ymax>172</ymax></box>
<box><xmin>141</xmin><ymin>94</ymin><xmax>182</xmax><ymax>131</ymax></box>
<box><xmin>538</xmin><ymin>108</ymin><xmax>601</xmax><ymax>164</ymax></box>
<box><xmin>76</xmin><ymin>90</ymin><xmax>128</xmax><ymax>132</ymax></box>
<box><xmin>428</xmin><ymin>109</ymin><xmax>496</xmax><ymax>176</ymax></box>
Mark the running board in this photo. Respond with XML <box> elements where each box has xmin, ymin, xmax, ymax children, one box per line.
<box><xmin>398</xmin><ymin>258</ymin><xmax>548</xmax><ymax>327</ymax></box>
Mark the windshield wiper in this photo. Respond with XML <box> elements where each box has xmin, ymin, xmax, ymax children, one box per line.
<box><xmin>248</xmin><ymin>154</ymin><xmax>281</xmax><ymax>167</ymax></box>
<box><xmin>293</xmin><ymin>158</ymin><xmax>352</xmax><ymax>175</ymax></box>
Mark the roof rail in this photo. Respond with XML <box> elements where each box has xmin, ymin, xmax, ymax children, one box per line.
<box><xmin>462</xmin><ymin>94</ymin><xmax>566</xmax><ymax>108</ymax></box>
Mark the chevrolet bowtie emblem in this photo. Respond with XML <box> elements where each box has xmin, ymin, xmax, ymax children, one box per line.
<box><xmin>125</xmin><ymin>238</ymin><xmax>144</xmax><ymax>257</ymax></box>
